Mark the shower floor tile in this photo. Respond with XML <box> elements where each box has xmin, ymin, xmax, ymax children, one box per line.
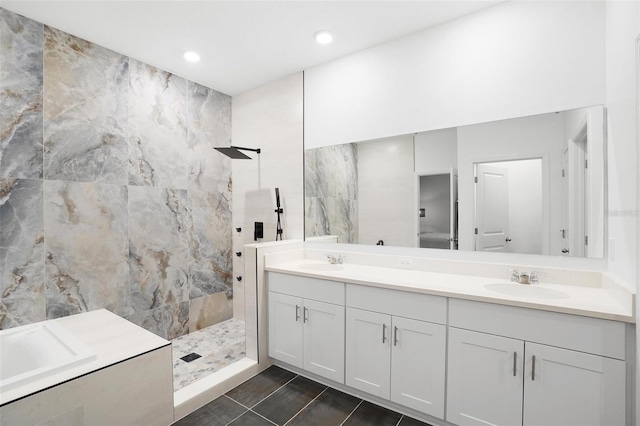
<box><xmin>172</xmin><ymin>318</ymin><xmax>246</xmax><ymax>391</ymax></box>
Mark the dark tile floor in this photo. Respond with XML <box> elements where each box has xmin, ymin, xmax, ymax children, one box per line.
<box><xmin>174</xmin><ymin>366</ymin><xmax>433</xmax><ymax>426</ymax></box>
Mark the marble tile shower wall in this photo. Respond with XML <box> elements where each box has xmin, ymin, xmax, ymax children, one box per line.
<box><xmin>0</xmin><ymin>9</ymin><xmax>233</xmax><ymax>339</ymax></box>
<box><xmin>304</xmin><ymin>143</ymin><xmax>358</xmax><ymax>243</ymax></box>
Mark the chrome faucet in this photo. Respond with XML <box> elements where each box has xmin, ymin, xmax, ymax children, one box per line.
<box><xmin>326</xmin><ymin>254</ymin><xmax>344</xmax><ymax>264</ymax></box>
<box><xmin>530</xmin><ymin>271</ymin><xmax>543</xmax><ymax>284</ymax></box>
<box><xmin>508</xmin><ymin>269</ymin><xmax>535</xmax><ymax>285</ymax></box>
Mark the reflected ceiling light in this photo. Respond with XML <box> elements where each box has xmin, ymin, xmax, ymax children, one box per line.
<box><xmin>183</xmin><ymin>51</ymin><xmax>201</xmax><ymax>62</ymax></box>
<box><xmin>314</xmin><ymin>30</ymin><xmax>333</xmax><ymax>45</ymax></box>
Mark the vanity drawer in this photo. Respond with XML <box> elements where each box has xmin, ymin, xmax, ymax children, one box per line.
<box><xmin>449</xmin><ymin>299</ymin><xmax>626</xmax><ymax>360</ymax></box>
<box><xmin>268</xmin><ymin>272</ymin><xmax>344</xmax><ymax>305</ymax></box>
<box><xmin>346</xmin><ymin>284</ymin><xmax>447</xmax><ymax>325</ymax></box>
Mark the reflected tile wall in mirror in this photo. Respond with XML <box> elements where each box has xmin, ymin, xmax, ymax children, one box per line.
<box><xmin>305</xmin><ymin>143</ymin><xmax>358</xmax><ymax>243</ymax></box>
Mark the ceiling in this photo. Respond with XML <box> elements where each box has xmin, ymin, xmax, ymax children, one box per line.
<box><xmin>2</xmin><ymin>1</ymin><xmax>501</xmax><ymax>96</ymax></box>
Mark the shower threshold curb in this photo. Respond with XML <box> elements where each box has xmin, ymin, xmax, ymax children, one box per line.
<box><xmin>173</xmin><ymin>358</ymin><xmax>260</xmax><ymax>421</ymax></box>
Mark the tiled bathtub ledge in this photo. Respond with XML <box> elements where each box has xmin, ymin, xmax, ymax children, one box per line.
<box><xmin>264</xmin><ymin>249</ymin><xmax>635</xmax><ymax>323</ymax></box>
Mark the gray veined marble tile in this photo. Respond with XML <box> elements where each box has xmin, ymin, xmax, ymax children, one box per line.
<box><xmin>129</xmin><ymin>186</ymin><xmax>191</xmax><ymax>312</ymax></box>
<box><xmin>128</xmin><ymin>59</ymin><xmax>188</xmax><ymax>189</ymax></box>
<box><xmin>43</xmin><ymin>27</ymin><xmax>128</xmax><ymax>184</ymax></box>
<box><xmin>125</xmin><ymin>300</ymin><xmax>189</xmax><ymax>340</ymax></box>
<box><xmin>326</xmin><ymin>198</ymin><xmax>358</xmax><ymax>244</ymax></box>
<box><xmin>44</xmin><ymin>181</ymin><xmax>130</xmax><ymax>319</ymax></box>
<box><xmin>0</xmin><ymin>178</ymin><xmax>45</xmax><ymax>329</ymax></box>
<box><xmin>189</xmin><ymin>291</ymin><xmax>233</xmax><ymax>332</ymax></box>
<box><xmin>188</xmin><ymin>188</ymin><xmax>232</xmax><ymax>299</ymax></box>
<box><xmin>315</xmin><ymin>143</ymin><xmax>358</xmax><ymax>201</ymax></box>
<box><xmin>187</xmin><ymin>81</ymin><xmax>232</xmax><ymax>192</ymax></box>
<box><xmin>304</xmin><ymin>149</ymin><xmax>318</xmax><ymax>197</ymax></box>
<box><xmin>305</xmin><ymin>196</ymin><xmax>329</xmax><ymax>238</ymax></box>
<box><xmin>0</xmin><ymin>9</ymin><xmax>44</xmax><ymax>179</ymax></box>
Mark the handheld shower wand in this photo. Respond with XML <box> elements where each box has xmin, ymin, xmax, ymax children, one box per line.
<box><xmin>275</xmin><ymin>188</ymin><xmax>283</xmax><ymax>240</ymax></box>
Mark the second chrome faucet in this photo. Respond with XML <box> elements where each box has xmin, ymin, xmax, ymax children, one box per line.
<box><xmin>509</xmin><ymin>269</ymin><xmax>541</xmax><ymax>285</ymax></box>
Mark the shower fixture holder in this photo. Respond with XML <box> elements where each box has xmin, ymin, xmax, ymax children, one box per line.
<box><xmin>275</xmin><ymin>188</ymin><xmax>284</xmax><ymax>240</ymax></box>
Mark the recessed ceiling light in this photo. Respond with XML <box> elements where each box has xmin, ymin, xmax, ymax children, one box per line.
<box><xmin>314</xmin><ymin>30</ymin><xmax>333</xmax><ymax>45</ymax></box>
<box><xmin>184</xmin><ymin>51</ymin><xmax>201</xmax><ymax>62</ymax></box>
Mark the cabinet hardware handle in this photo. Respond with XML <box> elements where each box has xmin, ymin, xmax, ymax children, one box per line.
<box><xmin>303</xmin><ymin>307</ymin><xmax>308</xmax><ymax>323</ymax></box>
<box><xmin>382</xmin><ymin>323</ymin><xmax>387</xmax><ymax>343</ymax></box>
<box><xmin>394</xmin><ymin>326</ymin><xmax>399</xmax><ymax>346</ymax></box>
<box><xmin>531</xmin><ymin>355</ymin><xmax>536</xmax><ymax>381</ymax></box>
<box><xmin>513</xmin><ymin>352</ymin><xmax>517</xmax><ymax>377</ymax></box>
<box><xmin>295</xmin><ymin>305</ymin><xmax>300</xmax><ymax>322</ymax></box>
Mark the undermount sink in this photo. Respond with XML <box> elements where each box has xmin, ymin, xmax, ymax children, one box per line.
<box><xmin>484</xmin><ymin>283</ymin><xmax>569</xmax><ymax>299</ymax></box>
<box><xmin>298</xmin><ymin>263</ymin><xmax>344</xmax><ymax>272</ymax></box>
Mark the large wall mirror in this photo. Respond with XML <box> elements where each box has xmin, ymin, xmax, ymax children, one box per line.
<box><xmin>304</xmin><ymin>105</ymin><xmax>605</xmax><ymax>258</ymax></box>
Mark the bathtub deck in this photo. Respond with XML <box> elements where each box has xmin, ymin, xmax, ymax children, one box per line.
<box><xmin>0</xmin><ymin>309</ymin><xmax>170</xmax><ymax>406</ymax></box>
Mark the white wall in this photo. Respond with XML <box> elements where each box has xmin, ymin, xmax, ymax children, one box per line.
<box><xmin>603</xmin><ymin>2</ymin><xmax>640</xmax><ymax>425</ymax></box>
<box><xmin>305</xmin><ymin>1</ymin><xmax>605</xmax><ymax>149</ymax></box>
<box><xmin>414</xmin><ymin>127</ymin><xmax>458</xmax><ymax>173</ymax></box>
<box><xmin>606</xmin><ymin>1</ymin><xmax>639</xmax><ymax>285</ymax></box>
<box><xmin>231</xmin><ymin>72</ymin><xmax>304</xmax><ymax>320</ymax></box>
<box><xmin>358</xmin><ymin>135</ymin><xmax>415</xmax><ymax>247</ymax></box>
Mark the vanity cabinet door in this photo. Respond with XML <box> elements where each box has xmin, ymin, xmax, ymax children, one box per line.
<box><xmin>447</xmin><ymin>327</ymin><xmax>524</xmax><ymax>426</ymax></box>
<box><xmin>390</xmin><ymin>317</ymin><xmax>446</xmax><ymax>418</ymax></box>
<box><xmin>268</xmin><ymin>292</ymin><xmax>303</xmax><ymax>368</ymax></box>
<box><xmin>523</xmin><ymin>342</ymin><xmax>625</xmax><ymax>426</ymax></box>
<box><xmin>345</xmin><ymin>307</ymin><xmax>391</xmax><ymax>399</ymax></box>
<box><xmin>303</xmin><ymin>299</ymin><xmax>345</xmax><ymax>383</ymax></box>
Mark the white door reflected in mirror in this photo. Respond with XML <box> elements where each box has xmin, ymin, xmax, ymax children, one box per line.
<box><xmin>474</xmin><ymin>159</ymin><xmax>542</xmax><ymax>255</ymax></box>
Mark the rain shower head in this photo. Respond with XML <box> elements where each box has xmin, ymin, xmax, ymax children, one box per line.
<box><xmin>214</xmin><ymin>146</ymin><xmax>261</xmax><ymax>159</ymax></box>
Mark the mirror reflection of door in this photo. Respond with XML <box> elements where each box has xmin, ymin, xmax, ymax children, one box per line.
<box><xmin>474</xmin><ymin>159</ymin><xmax>543</xmax><ymax>254</ymax></box>
<box><xmin>417</xmin><ymin>169</ymin><xmax>458</xmax><ymax>250</ymax></box>
<box><xmin>561</xmin><ymin>149</ymin><xmax>570</xmax><ymax>255</ymax></box>
<box><xmin>567</xmin><ymin>122</ymin><xmax>589</xmax><ymax>257</ymax></box>
<box><xmin>475</xmin><ymin>164</ymin><xmax>509</xmax><ymax>252</ymax></box>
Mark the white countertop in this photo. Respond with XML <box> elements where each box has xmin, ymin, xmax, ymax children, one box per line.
<box><xmin>0</xmin><ymin>309</ymin><xmax>170</xmax><ymax>406</ymax></box>
<box><xmin>265</xmin><ymin>259</ymin><xmax>635</xmax><ymax>323</ymax></box>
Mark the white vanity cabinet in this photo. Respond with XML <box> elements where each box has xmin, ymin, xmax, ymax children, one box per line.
<box><xmin>345</xmin><ymin>284</ymin><xmax>447</xmax><ymax>418</ymax></box>
<box><xmin>447</xmin><ymin>299</ymin><xmax>627</xmax><ymax>426</ymax></box>
<box><xmin>268</xmin><ymin>272</ymin><xmax>345</xmax><ymax>383</ymax></box>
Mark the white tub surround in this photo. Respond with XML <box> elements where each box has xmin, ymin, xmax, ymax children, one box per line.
<box><xmin>0</xmin><ymin>309</ymin><xmax>174</xmax><ymax>425</ymax></box>
<box><xmin>264</xmin><ymin>249</ymin><xmax>634</xmax><ymax>323</ymax></box>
